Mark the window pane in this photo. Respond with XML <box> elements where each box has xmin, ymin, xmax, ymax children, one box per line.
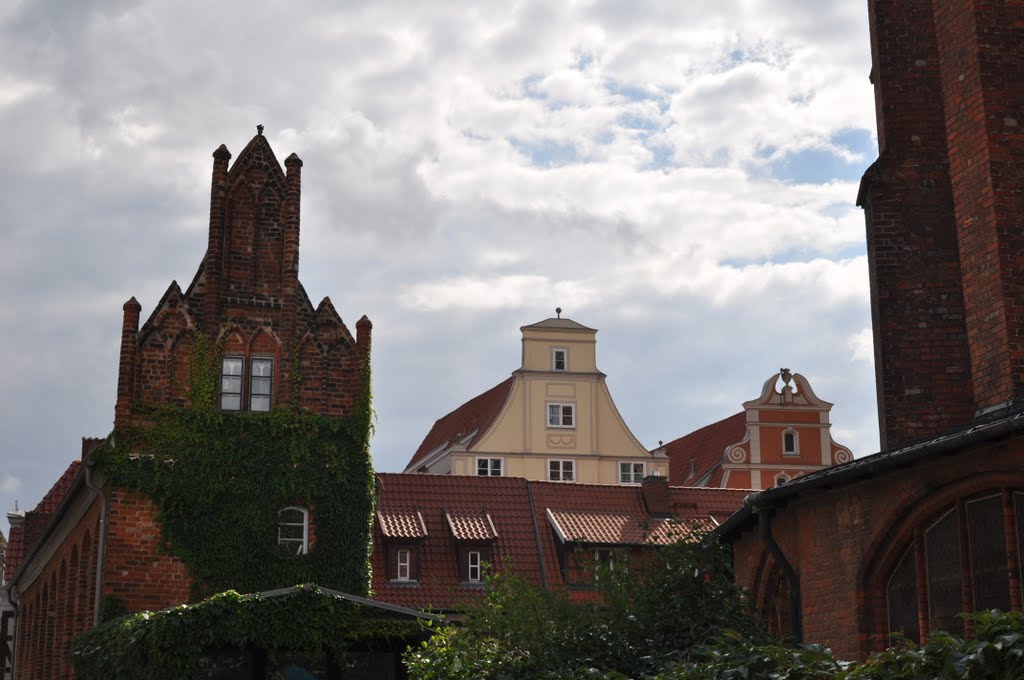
<box><xmin>251</xmin><ymin>395</ymin><xmax>270</xmax><ymax>412</ymax></box>
<box><xmin>222</xmin><ymin>358</ymin><xmax>242</xmax><ymax>375</ymax></box>
<box><xmin>477</xmin><ymin>459</ymin><xmax>489</xmax><ymax>476</ymax></box>
<box><xmin>564</xmin><ymin>461</ymin><xmax>574</xmax><ymax>481</ymax></box>
<box><xmin>220</xmin><ymin>394</ymin><xmax>241</xmax><ymax>411</ymax></box>
<box><xmin>925</xmin><ymin>509</ymin><xmax>963</xmax><ymax>635</ymax></box>
<box><xmin>967</xmin><ymin>495</ymin><xmax>1010</xmax><ymax>611</ymax></box>
<box><xmin>887</xmin><ymin>544</ymin><xmax>920</xmax><ymax>645</ymax></box>
<box><xmin>548</xmin><ymin>405</ymin><xmax>560</xmax><ymax>426</ymax></box>
<box><xmin>252</xmin><ymin>358</ymin><xmax>272</xmax><ymax>377</ymax></box>
<box><xmin>561</xmin><ymin>405</ymin><xmax>573</xmax><ymax>426</ymax></box>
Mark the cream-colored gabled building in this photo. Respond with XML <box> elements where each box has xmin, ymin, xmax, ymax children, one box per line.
<box><xmin>404</xmin><ymin>315</ymin><xmax>667</xmax><ymax>485</ymax></box>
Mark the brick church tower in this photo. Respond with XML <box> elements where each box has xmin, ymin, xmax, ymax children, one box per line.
<box><xmin>858</xmin><ymin>0</ymin><xmax>1024</xmax><ymax>450</ymax></box>
<box><xmin>115</xmin><ymin>127</ymin><xmax>370</xmax><ymax>424</ymax></box>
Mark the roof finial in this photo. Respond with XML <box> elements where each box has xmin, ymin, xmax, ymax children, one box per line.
<box><xmin>256</xmin><ymin>124</ymin><xmax>264</xmax><ymax>136</ymax></box>
<box><xmin>555</xmin><ymin>307</ymin><xmax>562</xmax><ymax>319</ymax></box>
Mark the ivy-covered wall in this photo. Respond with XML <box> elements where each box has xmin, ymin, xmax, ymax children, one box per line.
<box><xmin>91</xmin><ymin>334</ymin><xmax>375</xmax><ymax>601</ymax></box>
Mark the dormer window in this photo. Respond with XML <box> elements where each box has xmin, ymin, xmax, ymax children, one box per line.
<box><xmin>396</xmin><ymin>549</ymin><xmax>413</xmax><ymax>581</ymax></box>
<box><xmin>552</xmin><ymin>348</ymin><xmax>568</xmax><ymax>371</ymax></box>
<box><xmin>278</xmin><ymin>506</ymin><xmax>309</xmax><ymax>556</ymax></box>
<box><xmin>467</xmin><ymin>550</ymin><xmax>483</xmax><ymax>582</ymax></box>
<box><xmin>782</xmin><ymin>429</ymin><xmax>799</xmax><ymax>456</ymax></box>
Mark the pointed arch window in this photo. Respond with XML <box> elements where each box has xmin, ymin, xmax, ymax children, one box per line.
<box><xmin>278</xmin><ymin>506</ymin><xmax>309</xmax><ymax>556</ymax></box>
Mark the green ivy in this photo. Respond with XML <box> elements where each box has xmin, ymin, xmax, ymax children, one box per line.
<box><xmin>91</xmin><ymin>334</ymin><xmax>375</xmax><ymax>599</ymax></box>
<box><xmin>70</xmin><ymin>585</ymin><xmax>422</xmax><ymax>680</ymax></box>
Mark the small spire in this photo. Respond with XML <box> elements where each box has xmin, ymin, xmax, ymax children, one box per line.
<box><xmin>257</xmin><ymin>124</ymin><xmax>264</xmax><ymax>136</ymax></box>
<box><xmin>555</xmin><ymin>307</ymin><xmax>562</xmax><ymax>319</ymax></box>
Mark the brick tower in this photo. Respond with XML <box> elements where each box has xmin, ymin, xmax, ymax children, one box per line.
<box><xmin>858</xmin><ymin>0</ymin><xmax>1024</xmax><ymax>450</ymax></box>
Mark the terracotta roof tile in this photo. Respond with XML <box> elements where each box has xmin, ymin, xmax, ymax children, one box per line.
<box><xmin>370</xmin><ymin>475</ymin><xmax>751</xmax><ymax>612</ymax></box>
<box><xmin>372</xmin><ymin>474</ymin><xmax>541</xmax><ymax>611</ymax></box>
<box><xmin>376</xmin><ymin>510</ymin><xmax>428</xmax><ymax>539</ymax></box>
<box><xmin>662</xmin><ymin>412</ymin><xmax>746</xmax><ymax>487</ymax></box>
<box><xmin>5</xmin><ymin>460</ymin><xmax>82</xmax><ymax>581</ymax></box>
<box><xmin>547</xmin><ymin>510</ymin><xmax>688</xmax><ymax>546</ymax></box>
<box><xmin>445</xmin><ymin>510</ymin><xmax>498</xmax><ymax>541</ymax></box>
<box><xmin>405</xmin><ymin>377</ymin><xmax>514</xmax><ymax>470</ymax></box>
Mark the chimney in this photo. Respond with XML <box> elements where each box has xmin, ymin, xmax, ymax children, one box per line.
<box><xmin>114</xmin><ymin>297</ymin><xmax>141</xmax><ymax>425</ymax></box>
<box><xmin>81</xmin><ymin>437</ymin><xmax>105</xmax><ymax>460</ymax></box>
<box><xmin>641</xmin><ymin>474</ymin><xmax>671</xmax><ymax>519</ymax></box>
<box><xmin>356</xmin><ymin>315</ymin><xmax>373</xmax><ymax>355</ymax></box>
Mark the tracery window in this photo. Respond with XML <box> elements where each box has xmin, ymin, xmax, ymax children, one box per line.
<box><xmin>884</xmin><ymin>491</ymin><xmax>1023</xmax><ymax>643</ymax></box>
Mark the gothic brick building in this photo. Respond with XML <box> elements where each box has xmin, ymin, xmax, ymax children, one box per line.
<box><xmin>720</xmin><ymin>0</ymin><xmax>1024</xmax><ymax>659</ymax></box>
<box><xmin>3</xmin><ymin>129</ymin><xmax>373</xmax><ymax>679</ymax></box>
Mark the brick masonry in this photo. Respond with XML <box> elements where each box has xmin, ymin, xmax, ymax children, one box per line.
<box><xmin>10</xmin><ymin>130</ymin><xmax>369</xmax><ymax>679</ymax></box>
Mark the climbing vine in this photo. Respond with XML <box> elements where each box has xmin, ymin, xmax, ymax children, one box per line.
<box><xmin>91</xmin><ymin>333</ymin><xmax>375</xmax><ymax>599</ymax></box>
<box><xmin>70</xmin><ymin>585</ymin><xmax>424</xmax><ymax>680</ymax></box>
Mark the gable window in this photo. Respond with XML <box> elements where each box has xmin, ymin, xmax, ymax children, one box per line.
<box><xmin>549</xmin><ymin>459</ymin><xmax>575</xmax><ymax>482</ymax></box>
<box><xmin>547</xmin><ymin>403</ymin><xmax>575</xmax><ymax>428</ymax></box>
<box><xmin>619</xmin><ymin>462</ymin><xmax>645</xmax><ymax>485</ymax></box>
<box><xmin>552</xmin><ymin>348</ymin><xmax>568</xmax><ymax>371</ymax></box>
<box><xmin>467</xmin><ymin>550</ymin><xmax>482</xmax><ymax>582</ymax></box>
<box><xmin>221</xmin><ymin>357</ymin><xmax>243</xmax><ymax>411</ymax></box>
<box><xmin>476</xmin><ymin>458</ymin><xmax>503</xmax><ymax>476</ymax></box>
<box><xmin>782</xmin><ymin>429</ymin><xmax>798</xmax><ymax>456</ymax></box>
<box><xmin>396</xmin><ymin>549</ymin><xmax>412</xmax><ymax>581</ymax></box>
<box><xmin>278</xmin><ymin>506</ymin><xmax>309</xmax><ymax>556</ymax></box>
<box><xmin>250</xmin><ymin>358</ymin><xmax>273</xmax><ymax>412</ymax></box>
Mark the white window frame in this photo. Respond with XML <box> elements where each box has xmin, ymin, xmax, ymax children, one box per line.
<box><xmin>249</xmin><ymin>356</ymin><xmax>273</xmax><ymax>412</ymax></box>
<box><xmin>467</xmin><ymin>550</ymin><xmax>482</xmax><ymax>582</ymax></box>
<box><xmin>619</xmin><ymin>461</ymin><xmax>646</xmax><ymax>485</ymax></box>
<box><xmin>552</xmin><ymin>347</ymin><xmax>568</xmax><ymax>372</ymax></box>
<box><xmin>782</xmin><ymin>428</ymin><xmax>799</xmax><ymax>456</ymax></box>
<box><xmin>547</xmin><ymin>402</ymin><xmax>576</xmax><ymax>428</ymax></box>
<box><xmin>277</xmin><ymin>506</ymin><xmax>309</xmax><ymax>556</ymax></box>
<box><xmin>220</xmin><ymin>356</ymin><xmax>244</xmax><ymax>411</ymax></box>
<box><xmin>548</xmin><ymin>459</ymin><xmax>575</xmax><ymax>482</ymax></box>
<box><xmin>396</xmin><ymin>548</ymin><xmax>412</xmax><ymax>581</ymax></box>
<box><xmin>476</xmin><ymin>457</ymin><xmax>504</xmax><ymax>477</ymax></box>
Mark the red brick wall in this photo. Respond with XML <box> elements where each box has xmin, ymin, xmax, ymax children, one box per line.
<box><xmin>15</xmin><ymin>499</ymin><xmax>100</xmax><ymax>680</ymax></box>
<box><xmin>730</xmin><ymin>436</ymin><xmax>1024</xmax><ymax>660</ymax></box>
<box><xmin>860</xmin><ymin>0</ymin><xmax>975</xmax><ymax>450</ymax></box>
<box><xmin>102</xmin><ymin>489</ymin><xmax>191</xmax><ymax>613</ymax></box>
<box><xmin>933</xmin><ymin>0</ymin><xmax>1024</xmax><ymax>415</ymax></box>
<box><xmin>114</xmin><ymin>134</ymin><xmax>371</xmax><ymax>428</ymax></box>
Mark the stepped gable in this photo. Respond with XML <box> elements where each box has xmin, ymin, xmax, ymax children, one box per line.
<box><xmin>114</xmin><ymin>130</ymin><xmax>370</xmax><ymax>422</ymax></box>
<box><xmin>661</xmin><ymin>412</ymin><xmax>746</xmax><ymax>486</ymax></box>
<box><xmin>405</xmin><ymin>377</ymin><xmax>515</xmax><ymax>471</ymax></box>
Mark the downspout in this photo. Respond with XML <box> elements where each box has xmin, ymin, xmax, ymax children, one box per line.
<box><xmin>83</xmin><ymin>460</ymin><xmax>109</xmax><ymax>626</ymax></box>
<box><xmin>757</xmin><ymin>507</ymin><xmax>802</xmax><ymax>643</ymax></box>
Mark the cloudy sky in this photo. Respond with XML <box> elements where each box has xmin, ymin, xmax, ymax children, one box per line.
<box><xmin>0</xmin><ymin>0</ymin><xmax>879</xmax><ymax>536</ymax></box>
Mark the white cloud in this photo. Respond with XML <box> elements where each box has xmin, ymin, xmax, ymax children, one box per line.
<box><xmin>1</xmin><ymin>474</ymin><xmax>21</xmax><ymax>495</ymax></box>
<box><xmin>0</xmin><ymin>0</ymin><xmax>882</xmax><ymax>532</ymax></box>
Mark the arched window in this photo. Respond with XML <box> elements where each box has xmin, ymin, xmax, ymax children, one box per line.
<box><xmin>782</xmin><ymin>428</ymin><xmax>799</xmax><ymax>456</ymax></box>
<box><xmin>278</xmin><ymin>506</ymin><xmax>309</xmax><ymax>556</ymax></box>
<box><xmin>883</xmin><ymin>490</ymin><xmax>1023</xmax><ymax>643</ymax></box>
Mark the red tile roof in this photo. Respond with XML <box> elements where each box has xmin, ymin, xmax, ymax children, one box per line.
<box><xmin>5</xmin><ymin>461</ymin><xmax>82</xmax><ymax>580</ymax></box>
<box><xmin>376</xmin><ymin>510</ymin><xmax>428</xmax><ymax>539</ymax></box>
<box><xmin>546</xmin><ymin>510</ymin><xmax>686</xmax><ymax>546</ymax></box>
<box><xmin>445</xmin><ymin>510</ymin><xmax>498</xmax><ymax>541</ymax></box>
<box><xmin>370</xmin><ymin>474</ymin><xmax>751</xmax><ymax>612</ymax></box>
<box><xmin>372</xmin><ymin>473</ymin><xmax>542</xmax><ymax>610</ymax></box>
<box><xmin>405</xmin><ymin>377</ymin><xmax>514</xmax><ymax>471</ymax></box>
<box><xmin>662</xmin><ymin>412</ymin><xmax>746</xmax><ymax>487</ymax></box>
